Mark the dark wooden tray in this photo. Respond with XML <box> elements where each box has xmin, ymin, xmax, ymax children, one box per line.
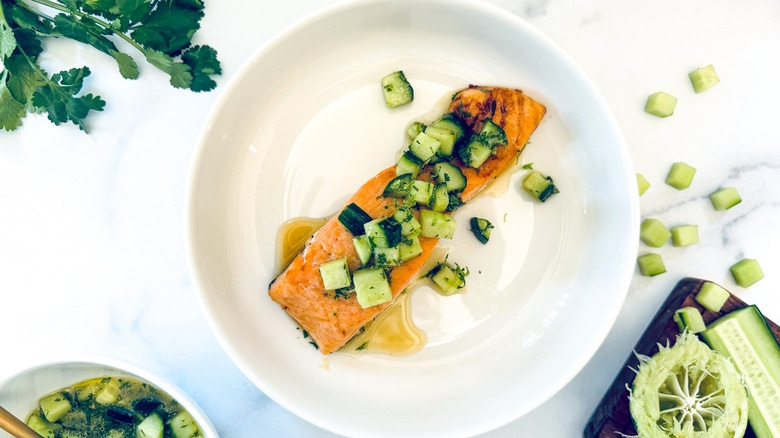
<box><xmin>584</xmin><ymin>277</ymin><xmax>780</xmax><ymax>438</ymax></box>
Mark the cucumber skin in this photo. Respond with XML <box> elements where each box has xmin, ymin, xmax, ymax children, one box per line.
<box><xmin>701</xmin><ymin>305</ymin><xmax>780</xmax><ymax>438</ymax></box>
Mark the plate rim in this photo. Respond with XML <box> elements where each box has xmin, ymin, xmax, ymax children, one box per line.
<box><xmin>185</xmin><ymin>0</ymin><xmax>640</xmax><ymax>436</ymax></box>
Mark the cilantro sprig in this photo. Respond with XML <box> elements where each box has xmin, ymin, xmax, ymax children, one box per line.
<box><xmin>0</xmin><ymin>0</ymin><xmax>221</xmax><ymax>132</ymax></box>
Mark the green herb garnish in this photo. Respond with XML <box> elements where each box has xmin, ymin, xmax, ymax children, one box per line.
<box><xmin>0</xmin><ymin>0</ymin><xmax>221</xmax><ymax>132</ymax></box>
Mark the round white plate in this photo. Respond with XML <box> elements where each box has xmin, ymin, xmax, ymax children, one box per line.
<box><xmin>186</xmin><ymin>0</ymin><xmax>638</xmax><ymax>436</ymax></box>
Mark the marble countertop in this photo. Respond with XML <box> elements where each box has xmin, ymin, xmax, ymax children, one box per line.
<box><xmin>2</xmin><ymin>0</ymin><xmax>780</xmax><ymax>436</ymax></box>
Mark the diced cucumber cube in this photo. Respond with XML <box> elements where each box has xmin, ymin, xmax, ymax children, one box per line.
<box><xmin>373</xmin><ymin>246</ymin><xmax>400</xmax><ymax>267</ymax></box>
<box><xmin>522</xmin><ymin>171</ymin><xmax>559</xmax><ymax>202</ymax></box>
<box><xmin>636</xmin><ymin>173</ymin><xmax>650</xmax><ymax>195</ymax></box>
<box><xmin>169</xmin><ymin>411</ymin><xmax>199</xmax><ymax>438</ymax></box>
<box><xmin>378</xmin><ymin>218</ymin><xmax>403</xmax><ymax>247</ymax></box>
<box><xmin>95</xmin><ymin>379</ymin><xmax>121</xmax><ymax>405</ymax></box>
<box><xmin>431</xmin><ymin>183</ymin><xmax>450</xmax><ymax>212</ymax></box>
<box><xmin>136</xmin><ymin>412</ymin><xmax>164</xmax><ymax>438</ymax></box>
<box><xmin>409</xmin><ymin>132</ymin><xmax>441</xmax><ymax>162</ymax></box>
<box><xmin>319</xmin><ymin>258</ymin><xmax>351</xmax><ymax>290</ymax></box>
<box><xmin>431</xmin><ymin>115</ymin><xmax>465</xmax><ymax>142</ymax></box>
<box><xmin>381</xmin><ymin>71</ymin><xmax>413</xmax><ymax>108</ymax></box>
<box><xmin>430</xmin><ymin>263</ymin><xmax>467</xmax><ymax>296</ymax></box>
<box><xmin>730</xmin><ymin>258</ymin><xmax>764</xmax><ymax>288</ymax></box>
<box><xmin>671</xmin><ymin>224</ymin><xmax>699</xmax><ymax>247</ymax></box>
<box><xmin>393</xmin><ymin>209</ymin><xmax>421</xmax><ymax>237</ymax></box>
<box><xmin>433</xmin><ymin>162</ymin><xmax>467</xmax><ymax>193</ymax></box>
<box><xmin>665</xmin><ymin>162</ymin><xmax>696</xmax><ymax>190</ymax></box>
<box><xmin>673</xmin><ymin>307</ymin><xmax>706</xmax><ymax>333</ymax></box>
<box><xmin>406</xmin><ymin>121</ymin><xmax>425</xmax><ymax>139</ymax></box>
<box><xmin>383</xmin><ymin>174</ymin><xmax>412</xmax><ymax>198</ymax></box>
<box><xmin>398</xmin><ymin>236</ymin><xmax>423</xmax><ymax>262</ymax></box>
<box><xmin>709</xmin><ymin>187</ymin><xmax>741</xmax><ymax>211</ymax></box>
<box><xmin>353</xmin><ymin>267</ymin><xmax>393</xmax><ymax>308</ymax></box>
<box><xmin>695</xmin><ymin>282</ymin><xmax>730</xmax><ymax>312</ymax></box>
<box><xmin>40</xmin><ymin>392</ymin><xmax>72</xmax><ymax>422</ymax></box>
<box><xmin>420</xmin><ymin>209</ymin><xmax>456</xmax><ymax>239</ymax></box>
<box><xmin>458</xmin><ymin>136</ymin><xmax>492</xmax><ymax>168</ymax></box>
<box><xmin>352</xmin><ymin>235</ymin><xmax>374</xmax><ymax>266</ymax></box>
<box><xmin>27</xmin><ymin>413</ymin><xmax>61</xmax><ymax>438</ymax></box>
<box><xmin>689</xmin><ymin>64</ymin><xmax>719</xmax><ymax>93</ymax></box>
<box><xmin>640</xmin><ymin>218</ymin><xmax>671</xmax><ymax>247</ymax></box>
<box><xmin>409</xmin><ymin>180</ymin><xmax>434</xmax><ymax>207</ymax></box>
<box><xmin>478</xmin><ymin>119</ymin><xmax>507</xmax><ymax>149</ymax></box>
<box><xmin>364</xmin><ymin>218</ymin><xmax>388</xmax><ymax>248</ymax></box>
<box><xmin>644</xmin><ymin>91</ymin><xmax>677</xmax><ymax>118</ymax></box>
<box><xmin>424</xmin><ymin>126</ymin><xmax>457</xmax><ymax>157</ymax></box>
<box><xmin>396</xmin><ymin>151</ymin><xmax>424</xmax><ymax>178</ymax></box>
<box><xmin>637</xmin><ymin>253</ymin><xmax>666</xmax><ymax>276</ymax></box>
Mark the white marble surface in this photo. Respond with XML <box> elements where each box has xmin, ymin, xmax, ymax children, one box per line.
<box><xmin>1</xmin><ymin>0</ymin><xmax>779</xmax><ymax>437</ymax></box>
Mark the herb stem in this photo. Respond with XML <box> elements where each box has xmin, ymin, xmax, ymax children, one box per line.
<box><xmin>22</xmin><ymin>0</ymin><xmax>145</xmax><ymax>52</ymax></box>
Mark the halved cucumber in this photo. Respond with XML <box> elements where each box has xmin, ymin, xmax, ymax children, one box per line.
<box><xmin>701</xmin><ymin>306</ymin><xmax>780</xmax><ymax>437</ymax></box>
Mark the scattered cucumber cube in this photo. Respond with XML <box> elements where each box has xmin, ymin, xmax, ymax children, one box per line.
<box><xmin>689</xmin><ymin>64</ymin><xmax>720</xmax><ymax>93</ymax></box>
<box><xmin>424</xmin><ymin>126</ymin><xmax>457</xmax><ymax>157</ymax></box>
<box><xmin>373</xmin><ymin>246</ymin><xmax>400</xmax><ymax>267</ymax></box>
<box><xmin>665</xmin><ymin>162</ymin><xmax>696</xmax><ymax>190</ymax></box>
<box><xmin>420</xmin><ymin>209</ymin><xmax>456</xmax><ymax>239</ymax></box>
<box><xmin>730</xmin><ymin>258</ymin><xmax>764</xmax><ymax>288</ymax></box>
<box><xmin>409</xmin><ymin>132</ymin><xmax>441</xmax><ymax>162</ymax></box>
<box><xmin>673</xmin><ymin>307</ymin><xmax>706</xmax><ymax>333</ymax></box>
<box><xmin>26</xmin><ymin>414</ymin><xmax>61</xmax><ymax>438</ymax></box>
<box><xmin>644</xmin><ymin>91</ymin><xmax>677</xmax><ymax>118</ymax></box>
<box><xmin>429</xmin><ymin>262</ymin><xmax>468</xmax><ymax>296</ymax></box>
<box><xmin>709</xmin><ymin>187</ymin><xmax>741</xmax><ymax>211</ymax></box>
<box><xmin>136</xmin><ymin>412</ymin><xmax>164</xmax><ymax>438</ymax></box>
<box><xmin>409</xmin><ymin>180</ymin><xmax>434</xmax><ymax>207</ymax></box>
<box><xmin>396</xmin><ymin>151</ymin><xmax>424</xmax><ymax>178</ymax></box>
<box><xmin>352</xmin><ymin>235</ymin><xmax>373</xmax><ymax>266</ymax></box>
<box><xmin>406</xmin><ymin>121</ymin><xmax>425</xmax><ymax>139</ymax></box>
<box><xmin>431</xmin><ymin>183</ymin><xmax>450</xmax><ymax>212</ymax></box>
<box><xmin>393</xmin><ymin>208</ymin><xmax>421</xmax><ymax>237</ymax></box>
<box><xmin>319</xmin><ymin>258</ymin><xmax>351</xmax><ymax>290</ymax></box>
<box><xmin>353</xmin><ymin>267</ymin><xmax>393</xmax><ymax>308</ymax></box>
<box><xmin>636</xmin><ymin>173</ymin><xmax>650</xmax><ymax>195</ymax></box>
<box><xmin>169</xmin><ymin>411</ymin><xmax>199</xmax><ymax>438</ymax></box>
<box><xmin>398</xmin><ymin>236</ymin><xmax>423</xmax><ymax>262</ymax></box>
<box><xmin>95</xmin><ymin>379</ymin><xmax>121</xmax><ymax>405</ymax></box>
<box><xmin>40</xmin><ymin>392</ymin><xmax>72</xmax><ymax>422</ymax></box>
<box><xmin>640</xmin><ymin>218</ymin><xmax>671</xmax><ymax>247</ymax></box>
<box><xmin>695</xmin><ymin>282</ymin><xmax>730</xmax><ymax>312</ymax></box>
<box><xmin>522</xmin><ymin>171</ymin><xmax>559</xmax><ymax>202</ymax></box>
<box><xmin>637</xmin><ymin>253</ymin><xmax>666</xmax><ymax>276</ymax></box>
<box><xmin>381</xmin><ymin>71</ymin><xmax>413</xmax><ymax>108</ymax></box>
<box><xmin>671</xmin><ymin>224</ymin><xmax>699</xmax><ymax>247</ymax></box>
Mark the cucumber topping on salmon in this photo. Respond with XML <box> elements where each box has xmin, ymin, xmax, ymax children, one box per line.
<box><xmin>269</xmin><ymin>86</ymin><xmax>546</xmax><ymax>354</ymax></box>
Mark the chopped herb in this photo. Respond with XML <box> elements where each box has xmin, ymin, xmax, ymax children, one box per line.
<box><xmin>522</xmin><ymin>162</ymin><xmax>534</xmax><ymax>170</ymax></box>
<box><xmin>333</xmin><ymin>286</ymin><xmax>353</xmax><ymax>300</ymax></box>
<box><xmin>302</xmin><ymin>330</ymin><xmax>309</xmax><ymax>338</ymax></box>
<box><xmin>309</xmin><ymin>341</ymin><xmax>319</xmax><ymax>349</ymax></box>
<box><xmin>445</xmin><ymin>193</ymin><xmax>465</xmax><ymax>212</ymax></box>
<box><xmin>503</xmin><ymin>213</ymin><xmax>508</xmax><ymax>222</ymax></box>
<box><xmin>356</xmin><ymin>342</ymin><xmax>369</xmax><ymax>351</ymax></box>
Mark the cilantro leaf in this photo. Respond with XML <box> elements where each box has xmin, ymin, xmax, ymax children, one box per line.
<box><xmin>4</xmin><ymin>52</ymin><xmax>48</xmax><ymax>105</ymax></box>
<box><xmin>0</xmin><ymin>78</ymin><xmax>26</xmax><ymax>131</ymax></box>
<box><xmin>143</xmin><ymin>48</ymin><xmax>192</xmax><ymax>88</ymax></box>
<box><xmin>53</xmin><ymin>14</ymin><xmax>118</xmax><ymax>56</ymax></box>
<box><xmin>7</xmin><ymin>4</ymin><xmax>54</xmax><ymax>35</ymax></box>
<box><xmin>1</xmin><ymin>21</ymin><xmax>17</xmax><ymax>58</ymax></box>
<box><xmin>30</xmin><ymin>67</ymin><xmax>105</xmax><ymax>130</ymax></box>
<box><xmin>110</xmin><ymin>50</ymin><xmax>138</xmax><ymax>79</ymax></box>
<box><xmin>131</xmin><ymin>0</ymin><xmax>203</xmax><ymax>55</ymax></box>
<box><xmin>181</xmin><ymin>44</ymin><xmax>219</xmax><ymax>92</ymax></box>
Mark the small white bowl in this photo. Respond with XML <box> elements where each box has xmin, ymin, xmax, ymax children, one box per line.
<box><xmin>0</xmin><ymin>357</ymin><xmax>218</xmax><ymax>437</ymax></box>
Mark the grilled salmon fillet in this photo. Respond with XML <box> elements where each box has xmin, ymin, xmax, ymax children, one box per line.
<box><xmin>268</xmin><ymin>86</ymin><xmax>546</xmax><ymax>354</ymax></box>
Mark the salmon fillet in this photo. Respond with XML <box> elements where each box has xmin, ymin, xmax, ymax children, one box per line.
<box><xmin>268</xmin><ymin>86</ymin><xmax>546</xmax><ymax>354</ymax></box>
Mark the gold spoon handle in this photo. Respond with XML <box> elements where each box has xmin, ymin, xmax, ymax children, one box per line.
<box><xmin>0</xmin><ymin>406</ymin><xmax>42</xmax><ymax>438</ymax></box>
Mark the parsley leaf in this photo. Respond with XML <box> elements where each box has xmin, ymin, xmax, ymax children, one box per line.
<box><xmin>181</xmin><ymin>44</ymin><xmax>220</xmax><ymax>92</ymax></box>
<box><xmin>130</xmin><ymin>0</ymin><xmax>203</xmax><ymax>55</ymax></box>
<box><xmin>30</xmin><ymin>67</ymin><xmax>106</xmax><ymax>130</ymax></box>
<box><xmin>0</xmin><ymin>21</ymin><xmax>16</xmax><ymax>58</ymax></box>
<box><xmin>0</xmin><ymin>78</ymin><xmax>26</xmax><ymax>131</ymax></box>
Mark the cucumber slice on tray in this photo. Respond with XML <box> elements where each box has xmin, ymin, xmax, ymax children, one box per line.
<box><xmin>701</xmin><ymin>306</ymin><xmax>780</xmax><ymax>437</ymax></box>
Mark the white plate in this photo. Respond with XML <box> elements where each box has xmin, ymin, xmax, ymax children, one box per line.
<box><xmin>186</xmin><ymin>0</ymin><xmax>638</xmax><ymax>436</ymax></box>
